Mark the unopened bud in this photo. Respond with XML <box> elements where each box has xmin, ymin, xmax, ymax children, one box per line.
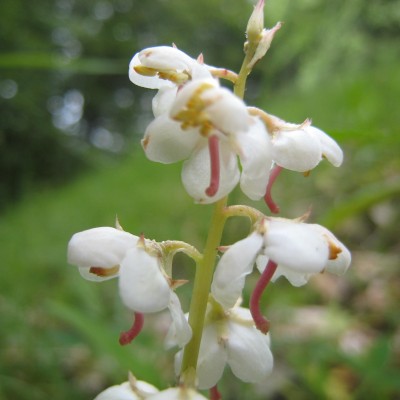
<box><xmin>248</xmin><ymin>21</ymin><xmax>282</xmax><ymax>69</ymax></box>
<box><xmin>246</xmin><ymin>0</ymin><xmax>265</xmax><ymax>43</ymax></box>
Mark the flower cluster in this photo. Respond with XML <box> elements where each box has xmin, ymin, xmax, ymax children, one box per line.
<box><xmin>66</xmin><ymin>0</ymin><xmax>351</xmax><ymax>398</ymax></box>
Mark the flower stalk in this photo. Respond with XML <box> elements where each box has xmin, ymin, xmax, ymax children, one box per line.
<box><xmin>180</xmin><ymin>196</ymin><xmax>228</xmax><ymax>385</ymax></box>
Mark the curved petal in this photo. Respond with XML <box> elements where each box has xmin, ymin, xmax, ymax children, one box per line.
<box><xmin>211</xmin><ymin>232</ymin><xmax>263</xmax><ymax>309</ymax></box>
<box><xmin>308</xmin><ymin>126</ymin><xmax>343</xmax><ymax>167</ymax></box>
<box><xmin>142</xmin><ymin>115</ymin><xmax>199</xmax><ymax>164</ymax></box>
<box><xmin>196</xmin><ymin>324</ymin><xmax>228</xmax><ymax>390</ymax></box>
<box><xmin>149</xmin><ymin>387</ymin><xmax>208</xmax><ymax>400</ymax></box>
<box><xmin>94</xmin><ymin>382</ymin><xmax>139</xmax><ymax>400</ymax></box>
<box><xmin>227</xmin><ymin>308</ymin><xmax>273</xmax><ymax>382</ymax></box>
<box><xmin>129</xmin><ymin>53</ymin><xmax>174</xmax><ymax>90</ymax></box>
<box><xmin>256</xmin><ymin>253</ymin><xmax>313</xmax><ymax>286</ymax></box>
<box><xmin>170</xmin><ymin>79</ymin><xmax>219</xmax><ymax>119</ymax></box>
<box><xmin>263</xmin><ymin>219</ymin><xmax>329</xmax><ymax>273</ymax></box>
<box><xmin>94</xmin><ymin>380</ymin><xmax>159</xmax><ymax>400</ymax></box>
<box><xmin>271</xmin><ymin>264</ymin><xmax>313</xmax><ymax>286</ymax></box>
<box><xmin>67</xmin><ymin>227</ymin><xmax>138</xmax><ymax>273</ymax></box>
<box><xmin>271</xmin><ymin>129</ymin><xmax>321</xmax><ymax>172</ymax></box>
<box><xmin>311</xmin><ymin>224</ymin><xmax>351</xmax><ymax>275</ymax></box>
<box><xmin>165</xmin><ymin>293</ymin><xmax>192</xmax><ymax>348</ymax></box>
<box><xmin>181</xmin><ymin>141</ymin><xmax>239</xmax><ymax>204</ymax></box>
<box><xmin>237</xmin><ymin>118</ymin><xmax>272</xmax><ymax>200</ymax></box>
<box><xmin>77</xmin><ymin>266</ymin><xmax>119</xmax><ymax>282</ymax></box>
<box><xmin>138</xmin><ymin>46</ymin><xmax>195</xmax><ymax>72</ymax></box>
<box><xmin>201</xmin><ymin>87</ymin><xmax>251</xmax><ymax>135</ymax></box>
<box><xmin>119</xmin><ymin>247</ymin><xmax>171</xmax><ymax>313</ymax></box>
<box><xmin>152</xmin><ymin>86</ymin><xmax>178</xmax><ymax>117</ymax></box>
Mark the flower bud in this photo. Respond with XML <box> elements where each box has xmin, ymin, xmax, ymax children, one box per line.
<box><xmin>246</xmin><ymin>0</ymin><xmax>265</xmax><ymax>43</ymax></box>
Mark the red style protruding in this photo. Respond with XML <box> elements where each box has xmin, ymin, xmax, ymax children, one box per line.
<box><xmin>210</xmin><ymin>385</ymin><xmax>222</xmax><ymax>400</ymax></box>
<box><xmin>264</xmin><ymin>165</ymin><xmax>283</xmax><ymax>214</ymax></box>
<box><xmin>205</xmin><ymin>135</ymin><xmax>220</xmax><ymax>197</ymax></box>
<box><xmin>119</xmin><ymin>312</ymin><xmax>145</xmax><ymax>345</ymax></box>
<box><xmin>250</xmin><ymin>260</ymin><xmax>278</xmax><ymax>334</ymax></box>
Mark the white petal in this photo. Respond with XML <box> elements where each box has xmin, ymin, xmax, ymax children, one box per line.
<box><xmin>264</xmin><ymin>219</ymin><xmax>329</xmax><ymax>273</ymax></box>
<box><xmin>149</xmin><ymin>387</ymin><xmax>208</xmax><ymax>400</ymax></box>
<box><xmin>201</xmin><ymin>87</ymin><xmax>250</xmax><ymax>135</ymax></box>
<box><xmin>170</xmin><ymin>79</ymin><xmax>219</xmax><ymax>118</ymax></box>
<box><xmin>119</xmin><ymin>247</ymin><xmax>171</xmax><ymax>313</ymax></box>
<box><xmin>181</xmin><ymin>142</ymin><xmax>239</xmax><ymax>204</ymax></box>
<box><xmin>211</xmin><ymin>232</ymin><xmax>263</xmax><ymax>309</ymax></box>
<box><xmin>67</xmin><ymin>227</ymin><xmax>138</xmax><ymax>273</ymax></box>
<box><xmin>165</xmin><ymin>293</ymin><xmax>192</xmax><ymax>348</ymax></box>
<box><xmin>237</xmin><ymin>118</ymin><xmax>272</xmax><ymax>200</ymax></box>
<box><xmin>142</xmin><ymin>115</ymin><xmax>199</xmax><ymax>164</ymax></box>
<box><xmin>256</xmin><ymin>252</ymin><xmax>312</xmax><ymax>286</ymax></box>
<box><xmin>271</xmin><ymin>129</ymin><xmax>321</xmax><ymax>172</ymax></box>
<box><xmin>271</xmin><ymin>264</ymin><xmax>313</xmax><ymax>286</ymax></box>
<box><xmin>129</xmin><ymin>53</ymin><xmax>174</xmax><ymax>90</ymax></box>
<box><xmin>94</xmin><ymin>382</ymin><xmax>138</xmax><ymax>400</ymax></box>
<box><xmin>196</xmin><ymin>324</ymin><xmax>228</xmax><ymax>389</ymax></box>
<box><xmin>138</xmin><ymin>46</ymin><xmax>195</xmax><ymax>72</ymax></box>
<box><xmin>227</xmin><ymin>308</ymin><xmax>273</xmax><ymax>382</ymax></box>
<box><xmin>94</xmin><ymin>381</ymin><xmax>158</xmax><ymax>400</ymax></box>
<box><xmin>311</xmin><ymin>224</ymin><xmax>351</xmax><ymax>275</ymax></box>
<box><xmin>152</xmin><ymin>86</ymin><xmax>178</xmax><ymax>117</ymax></box>
<box><xmin>308</xmin><ymin>126</ymin><xmax>343</xmax><ymax>167</ymax></box>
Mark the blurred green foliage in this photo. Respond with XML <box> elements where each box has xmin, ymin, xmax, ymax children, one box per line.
<box><xmin>1</xmin><ymin>0</ymin><xmax>399</xmax><ymax>399</ymax></box>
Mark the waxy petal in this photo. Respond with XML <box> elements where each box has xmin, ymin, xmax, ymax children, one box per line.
<box><xmin>271</xmin><ymin>129</ymin><xmax>321</xmax><ymax>172</ymax></box>
<box><xmin>152</xmin><ymin>86</ymin><xmax>178</xmax><ymax>117</ymax></box>
<box><xmin>165</xmin><ymin>292</ymin><xmax>192</xmax><ymax>348</ymax></box>
<box><xmin>200</xmin><ymin>86</ymin><xmax>251</xmax><ymax>135</ymax></box>
<box><xmin>94</xmin><ymin>380</ymin><xmax>159</xmax><ymax>400</ymax></box>
<box><xmin>311</xmin><ymin>224</ymin><xmax>351</xmax><ymax>275</ymax></box>
<box><xmin>150</xmin><ymin>387</ymin><xmax>208</xmax><ymax>400</ymax></box>
<box><xmin>67</xmin><ymin>227</ymin><xmax>138</xmax><ymax>281</ymax></box>
<box><xmin>129</xmin><ymin>53</ymin><xmax>175</xmax><ymax>90</ymax></box>
<box><xmin>181</xmin><ymin>142</ymin><xmax>240</xmax><ymax>204</ymax></box>
<box><xmin>263</xmin><ymin>219</ymin><xmax>330</xmax><ymax>273</ymax></box>
<box><xmin>212</xmin><ymin>232</ymin><xmax>264</xmax><ymax>309</ymax></box>
<box><xmin>119</xmin><ymin>247</ymin><xmax>171</xmax><ymax>313</ymax></box>
<box><xmin>138</xmin><ymin>46</ymin><xmax>195</xmax><ymax>72</ymax></box>
<box><xmin>308</xmin><ymin>126</ymin><xmax>343</xmax><ymax>167</ymax></box>
<box><xmin>142</xmin><ymin>115</ymin><xmax>200</xmax><ymax>164</ymax></box>
<box><xmin>227</xmin><ymin>308</ymin><xmax>273</xmax><ymax>382</ymax></box>
<box><xmin>237</xmin><ymin>118</ymin><xmax>273</xmax><ymax>200</ymax></box>
<box><xmin>195</xmin><ymin>324</ymin><xmax>228</xmax><ymax>390</ymax></box>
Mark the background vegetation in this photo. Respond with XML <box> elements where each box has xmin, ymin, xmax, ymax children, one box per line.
<box><xmin>0</xmin><ymin>0</ymin><xmax>399</xmax><ymax>399</ymax></box>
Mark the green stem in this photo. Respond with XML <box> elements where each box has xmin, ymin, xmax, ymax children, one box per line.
<box><xmin>234</xmin><ymin>41</ymin><xmax>259</xmax><ymax>99</ymax></box>
<box><xmin>180</xmin><ymin>196</ymin><xmax>227</xmax><ymax>384</ymax></box>
<box><xmin>180</xmin><ymin>39</ymin><xmax>258</xmax><ymax>385</ymax></box>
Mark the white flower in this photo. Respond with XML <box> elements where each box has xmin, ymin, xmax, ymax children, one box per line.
<box><xmin>142</xmin><ymin>79</ymin><xmax>272</xmax><ymax>203</ymax></box>
<box><xmin>211</xmin><ymin>217</ymin><xmax>351</xmax><ymax>309</ymax></box>
<box><xmin>94</xmin><ymin>375</ymin><xmax>159</xmax><ymax>400</ymax></box>
<box><xmin>129</xmin><ymin>46</ymin><xmax>212</xmax><ymax>90</ymax></box>
<box><xmin>175</xmin><ymin>304</ymin><xmax>273</xmax><ymax>389</ymax></box>
<box><xmin>67</xmin><ymin>227</ymin><xmax>139</xmax><ymax>281</ymax></box>
<box><xmin>67</xmin><ymin>227</ymin><xmax>191</xmax><ymax>347</ymax></box>
<box><xmin>267</xmin><ymin>115</ymin><xmax>343</xmax><ymax>172</ymax></box>
<box><xmin>148</xmin><ymin>387</ymin><xmax>208</xmax><ymax>400</ymax></box>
